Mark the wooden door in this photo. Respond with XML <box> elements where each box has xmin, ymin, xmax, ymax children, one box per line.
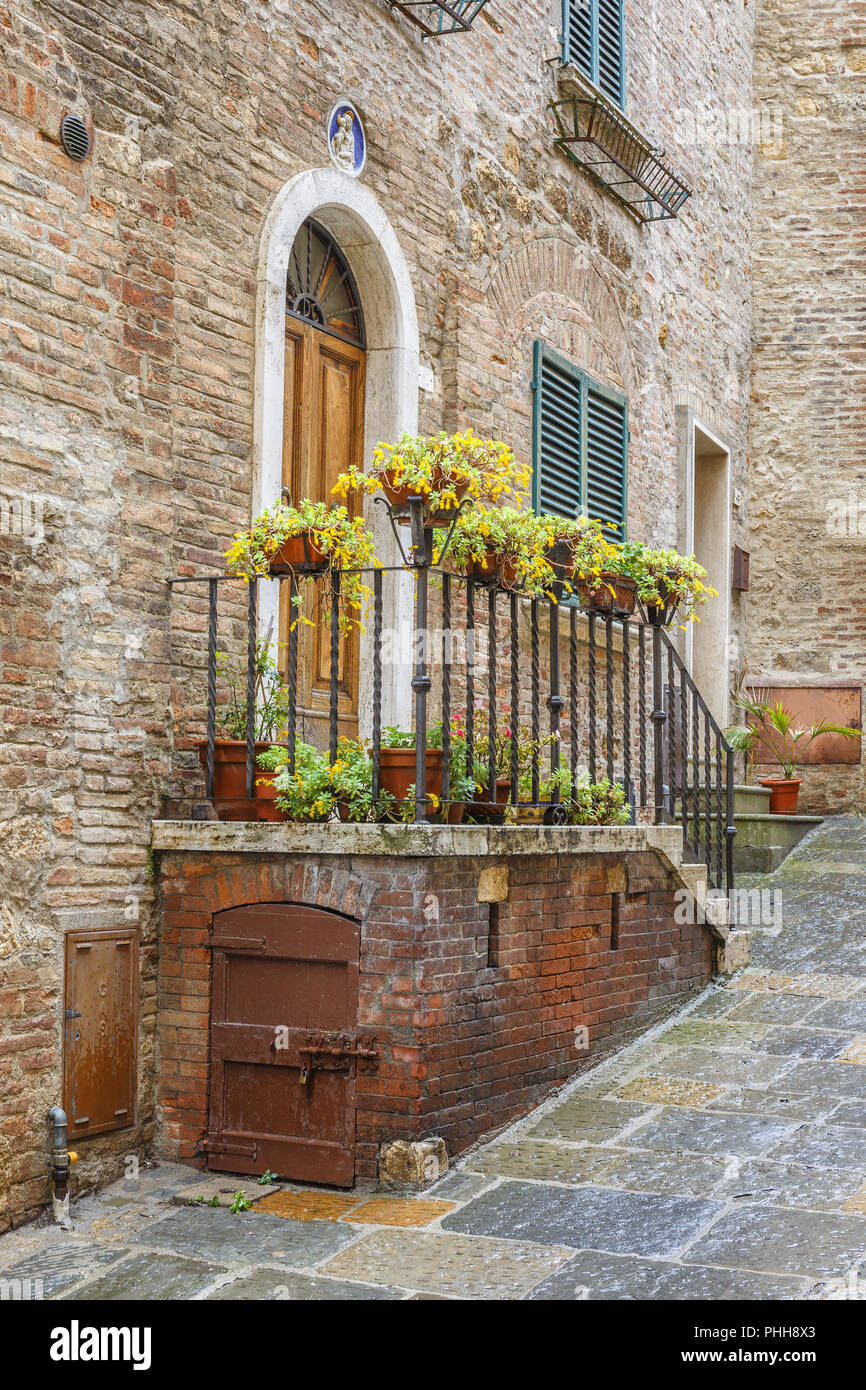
<box><xmin>63</xmin><ymin>929</ymin><xmax>137</xmax><ymax>1140</ymax></box>
<box><xmin>207</xmin><ymin>904</ymin><xmax>361</xmax><ymax>1187</ymax></box>
<box><xmin>281</xmin><ymin>319</ymin><xmax>365</xmax><ymax>746</ymax></box>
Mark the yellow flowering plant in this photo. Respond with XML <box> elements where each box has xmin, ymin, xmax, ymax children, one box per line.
<box><xmin>441</xmin><ymin>504</ymin><xmax>561</xmax><ymax>598</ymax></box>
<box><xmin>332</xmin><ymin>429</ymin><xmax>531</xmax><ymax>518</ymax></box>
<box><xmin>224</xmin><ymin>497</ymin><xmax>377</xmax><ymax>633</ymax></box>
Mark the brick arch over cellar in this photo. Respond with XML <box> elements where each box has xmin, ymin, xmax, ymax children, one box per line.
<box><xmin>487</xmin><ymin>236</ymin><xmax>634</xmax><ymax>395</ymax></box>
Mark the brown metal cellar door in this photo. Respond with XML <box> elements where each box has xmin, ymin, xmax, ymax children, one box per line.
<box><xmin>206</xmin><ymin>903</ymin><xmax>362</xmax><ymax>1187</ymax></box>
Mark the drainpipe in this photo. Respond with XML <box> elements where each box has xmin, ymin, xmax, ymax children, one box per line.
<box><xmin>48</xmin><ymin>1106</ymin><xmax>75</xmax><ymax>1226</ymax></box>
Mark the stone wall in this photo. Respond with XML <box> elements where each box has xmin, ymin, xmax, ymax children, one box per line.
<box><xmin>153</xmin><ymin>825</ymin><xmax>714</xmax><ymax>1185</ymax></box>
<box><xmin>0</xmin><ymin>0</ymin><xmax>753</xmax><ymax>1224</ymax></box>
<box><xmin>748</xmin><ymin>0</ymin><xmax>866</xmax><ymax>812</ymax></box>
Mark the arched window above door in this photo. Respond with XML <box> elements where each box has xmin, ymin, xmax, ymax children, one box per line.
<box><xmin>286</xmin><ymin>219</ymin><xmax>366</xmax><ymax>347</ymax></box>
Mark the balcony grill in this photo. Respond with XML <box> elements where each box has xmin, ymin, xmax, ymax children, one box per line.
<box><xmin>389</xmin><ymin>1</ymin><xmax>490</xmax><ymax>37</ymax></box>
<box><xmin>550</xmin><ymin>71</ymin><xmax>691</xmax><ymax>224</ymax></box>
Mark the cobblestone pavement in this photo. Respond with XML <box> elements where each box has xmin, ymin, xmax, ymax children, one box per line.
<box><xmin>3</xmin><ymin>817</ymin><xmax>866</xmax><ymax>1301</ymax></box>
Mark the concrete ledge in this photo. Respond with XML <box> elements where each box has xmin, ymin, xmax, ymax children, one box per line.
<box><xmin>151</xmin><ymin>818</ymin><xmax>685</xmax><ymax>860</ymax></box>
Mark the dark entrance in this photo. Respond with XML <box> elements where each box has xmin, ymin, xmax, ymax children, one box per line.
<box><xmin>206</xmin><ymin>903</ymin><xmax>361</xmax><ymax>1186</ymax></box>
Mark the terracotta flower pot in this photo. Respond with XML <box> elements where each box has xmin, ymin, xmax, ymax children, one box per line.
<box><xmin>759</xmin><ymin>776</ymin><xmax>803</xmax><ymax>815</ymax></box>
<box><xmin>253</xmin><ymin>770</ymin><xmax>289</xmax><ymax>822</ymax></box>
<box><xmin>197</xmin><ymin>739</ymin><xmax>270</xmax><ymax>821</ymax></box>
<box><xmin>645</xmin><ymin>571</ymin><xmax>681</xmax><ymax>626</ymax></box>
<box><xmin>462</xmin><ymin>549</ymin><xmax>518</xmax><ymax>588</ymax></box>
<box><xmin>269</xmin><ymin>529</ymin><xmax>329</xmax><ymax>573</ymax></box>
<box><xmin>575</xmin><ymin>572</ymin><xmax>638</xmax><ymax>617</ymax></box>
<box><xmin>382</xmin><ymin>467</ymin><xmax>470</xmax><ymax>526</ymax></box>
<box><xmin>378</xmin><ymin>746</ymin><xmax>444</xmax><ymax>811</ymax></box>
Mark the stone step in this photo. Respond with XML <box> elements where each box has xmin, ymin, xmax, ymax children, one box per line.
<box><xmin>732</xmin><ymin>812</ymin><xmax>824</xmax><ymax>875</ymax></box>
<box><xmin>733</xmin><ymin>783</ymin><xmax>772</xmax><ymax>815</ymax></box>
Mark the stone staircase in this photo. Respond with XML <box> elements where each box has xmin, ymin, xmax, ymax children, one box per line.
<box><xmin>646</xmin><ymin>826</ymin><xmax>750</xmax><ymax>977</ymax></box>
<box><xmin>731</xmin><ymin>782</ymin><xmax>823</xmax><ymax>874</ymax></box>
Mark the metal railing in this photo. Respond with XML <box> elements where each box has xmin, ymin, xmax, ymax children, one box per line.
<box><xmin>168</xmin><ymin>505</ymin><xmax>735</xmax><ymax>892</ymax></box>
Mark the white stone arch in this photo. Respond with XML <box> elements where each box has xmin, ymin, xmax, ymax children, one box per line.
<box><xmin>253</xmin><ymin>167</ymin><xmax>419</xmax><ymax>730</ymax></box>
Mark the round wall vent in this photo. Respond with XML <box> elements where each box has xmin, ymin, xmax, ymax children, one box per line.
<box><xmin>60</xmin><ymin>113</ymin><xmax>91</xmax><ymax>162</ymax></box>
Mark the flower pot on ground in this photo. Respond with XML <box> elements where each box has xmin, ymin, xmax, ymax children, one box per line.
<box><xmin>196</xmin><ymin>641</ymin><xmax>291</xmax><ymax>820</ymax></box>
<box><xmin>197</xmin><ymin>739</ymin><xmax>270</xmax><ymax>820</ymax></box>
<box><xmin>758</xmin><ymin>776</ymin><xmax>804</xmax><ymax>815</ymax></box>
<box><xmin>726</xmin><ymin>685</ymin><xmax>862</xmax><ymax>814</ymax></box>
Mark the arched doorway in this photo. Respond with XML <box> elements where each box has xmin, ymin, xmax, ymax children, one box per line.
<box><xmin>253</xmin><ymin>168</ymin><xmax>420</xmax><ymax>738</ymax></box>
<box><xmin>281</xmin><ymin>219</ymin><xmax>366</xmax><ymax>744</ymax></box>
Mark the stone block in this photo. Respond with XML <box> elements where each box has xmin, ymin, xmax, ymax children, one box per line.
<box><xmin>378</xmin><ymin>1138</ymin><xmax>448</xmax><ymax>1191</ymax></box>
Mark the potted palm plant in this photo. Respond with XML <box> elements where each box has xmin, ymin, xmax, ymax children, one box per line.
<box><xmin>726</xmin><ymin>686</ymin><xmax>862</xmax><ymax>813</ymax></box>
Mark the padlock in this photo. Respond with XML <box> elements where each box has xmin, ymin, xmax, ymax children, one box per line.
<box><xmin>299</xmin><ymin>1064</ymin><xmax>309</xmax><ymax>1085</ymax></box>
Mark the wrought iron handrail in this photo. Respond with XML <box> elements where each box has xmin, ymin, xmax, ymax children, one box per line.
<box><xmin>168</xmin><ymin>514</ymin><xmax>734</xmax><ymax>893</ymax></box>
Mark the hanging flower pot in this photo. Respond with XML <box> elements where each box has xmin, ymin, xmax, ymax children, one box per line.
<box><xmin>644</xmin><ymin>570</ymin><xmax>681</xmax><ymax>626</ymax></box>
<box><xmin>758</xmin><ymin>776</ymin><xmax>803</xmax><ymax>815</ymax></box>
<box><xmin>575</xmin><ymin>572</ymin><xmax>638</xmax><ymax>617</ymax></box>
<box><xmin>461</xmin><ymin>549</ymin><xmax>518</xmax><ymax>588</ymax></box>
<box><xmin>268</xmin><ymin>529</ymin><xmax>329</xmax><ymax>574</ymax></box>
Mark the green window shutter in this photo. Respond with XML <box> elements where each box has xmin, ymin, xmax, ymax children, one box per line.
<box><xmin>533</xmin><ymin>342</ymin><xmax>582</xmax><ymax>519</ymax></box>
<box><xmin>563</xmin><ymin>0</ymin><xmax>625</xmax><ymax>110</ymax></box>
<box><xmin>586</xmin><ymin>384</ymin><xmax>628</xmax><ymax>539</ymax></box>
<box><xmin>597</xmin><ymin>0</ymin><xmax>625</xmax><ymax>106</ymax></box>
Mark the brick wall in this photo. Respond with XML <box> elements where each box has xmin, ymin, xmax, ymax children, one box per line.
<box><xmin>156</xmin><ymin>846</ymin><xmax>713</xmax><ymax>1182</ymax></box>
<box><xmin>747</xmin><ymin>0</ymin><xmax>866</xmax><ymax>813</ymax></box>
<box><xmin>0</xmin><ymin>0</ymin><xmax>751</xmax><ymax>1223</ymax></box>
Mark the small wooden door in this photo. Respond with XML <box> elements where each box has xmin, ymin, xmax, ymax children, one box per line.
<box><xmin>63</xmin><ymin>929</ymin><xmax>137</xmax><ymax>1140</ymax></box>
<box><xmin>281</xmin><ymin>318</ymin><xmax>365</xmax><ymax>746</ymax></box>
<box><xmin>207</xmin><ymin>904</ymin><xmax>361</xmax><ymax>1186</ymax></box>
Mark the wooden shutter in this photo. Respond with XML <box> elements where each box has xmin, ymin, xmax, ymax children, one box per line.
<box><xmin>533</xmin><ymin>342</ymin><xmax>582</xmax><ymax>519</ymax></box>
<box><xmin>565</xmin><ymin>0</ymin><xmax>625</xmax><ymax>109</ymax></box>
<box><xmin>586</xmin><ymin>384</ymin><xmax>628</xmax><ymax>538</ymax></box>
<box><xmin>565</xmin><ymin>0</ymin><xmax>593</xmax><ymax>78</ymax></box>
<box><xmin>597</xmin><ymin>0</ymin><xmax>625</xmax><ymax>106</ymax></box>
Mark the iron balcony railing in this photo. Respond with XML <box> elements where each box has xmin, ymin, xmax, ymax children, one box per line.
<box><xmin>388</xmin><ymin>1</ymin><xmax>490</xmax><ymax>38</ymax></box>
<box><xmin>550</xmin><ymin>69</ymin><xmax>691</xmax><ymax>224</ymax></box>
<box><xmin>168</xmin><ymin>504</ymin><xmax>735</xmax><ymax>893</ymax></box>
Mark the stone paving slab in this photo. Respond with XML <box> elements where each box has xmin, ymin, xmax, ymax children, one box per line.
<box><xmin>703</xmin><ymin>1088</ymin><xmax>837</xmax><ymax>1123</ymax></box>
<box><xmin>626</xmin><ymin>1109</ymin><xmax>797</xmax><ymax>1158</ymax></box>
<box><xmin>441</xmin><ymin>1180</ymin><xmax>724</xmax><ymax>1258</ymax></box>
<box><xmin>62</xmin><ymin>1253</ymin><xmax>226</xmax><ymax>1301</ymax></box>
<box><xmin>320</xmin><ymin>1228</ymin><xmax>573</xmax><ymax>1299</ymax></box>
<box><xmin>0</xmin><ymin>1238</ymin><xmax>131</xmax><ymax>1298</ymax></box>
<box><xmin>684</xmin><ymin>1204</ymin><xmax>866</xmax><ymax>1278</ymax></box>
<box><xmin>727</xmin><ymin>993</ymin><xmax>827</xmax><ymax>1025</ymax></box>
<box><xmin>801</xmin><ymin>1000</ymin><xmax>866</xmax><ymax>1031</ymax></box>
<box><xmin>206</xmin><ymin>1269</ymin><xmax>403</xmax><ymax>1300</ymax></box>
<box><xmin>429</xmin><ymin>1172</ymin><xmax>494</xmax><ymax>1202</ymax></box>
<box><xmin>175</xmin><ymin>1177</ymin><xmax>281</xmax><ymax>1208</ymax></box>
<box><xmin>771</xmin><ymin>1124</ymin><xmax>866</xmax><ymax>1171</ymax></box>
<box><xmin>756</xmin><ymin>1027</ymin><xmax>855</xmax><ymax>1059</ymax></box>
<box><xmin>527</xmin><ymin>1097</ymin><xmax>652</xmax><ymax>1144</ymax></box>
<box><xmin>342</xmin><ymin>1197</ymin><xmax>456</xmax><ymax>1227</ymax></box>
<box><xmin>650</xmin><ymin>1044</ymin><xmax>797</xmax><ymax>1087</ymax></box>
<box><xmin>526</xmin><ymin>1251</ymin><xmax>809</xmax><ymax>1301</ymax></box>
<box><xmin>132</xmin><ymin>1207</ymin><xmax>359</xmax><ymax>1267</ymax></box>
<box><xmin>777</xmin><ymin>1060</ymin><xmax>866</xmax><ymax>1100</ymax></box>
<box><xmin>663</xmin><ymin>1020</ymin><xmax>769</xmax><ymax>1048</ymax></box>
<box><xmin>718</xmin><ymin>1160</ymin><xmax>866</xmax><ymax>1212</ymax></box>
<box><xmin>616</xmin><ymin>1076</ymin><xmax>727</xmax><ymax>1108</ymax></box>
<box><xmin>602</xmin><ymin>1149</ymin><xmax>731</xmax><ymax>1198</ymax></box>
<box><xmin>466</xmin><ymin>1139</ymin><xmax>621</xmax><ymax>1185</ymax></box>
<box><xmin>253</xmin><ymin>1190</ymin><xmax>363</xmax><ymax>1222</ymax></box>
<box><xmin>828</xmin><ymin>1101</ymin><xmax>866</xmax><ymax>1128</ymax></box>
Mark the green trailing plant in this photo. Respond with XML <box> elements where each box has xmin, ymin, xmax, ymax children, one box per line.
<box><xmin>225</xmin><ymin>497</ymin><xmax>376</xmax><ymax>632</ymax></box>
<box><xmin>442</xmin><ymin>504</ymin><xmax>559</xmax><ymax>598</ymax></box>
<box><xmin>259</xmin><ymin>739</ymin><xmax>335</xmax><ymax>822</ymax></box>
<box><xmin>333</xmin><ymin>429</ymin><xmax>531</xmax><ymax>515</ymax></box>
<box><xmin>568</xmin><ymin>775</ymin><xmax>631</xmax><ymax>826</ymax></box>
<box><xmin>614</xmin><ymin>542</ymin><xmax>716</xmax><ymax>622</ymax></box>
<box><xmin>726</xmin><ymin>686</ymin><xmax>862</xmax><ymax>781</ymax></box>
<box><xmin>215</xmin><ymin>641</ymin><xmax>289</xmax><ymax>742</ymax></box>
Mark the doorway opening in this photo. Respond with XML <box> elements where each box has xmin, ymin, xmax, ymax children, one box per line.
<box><xmin>280</xmin><ymin>220</ymin><xmax>366</xmax><ymax>745</ymax></box>
<box><xmin>681</xmin><ymin>415</ymin><xmax>731</xmax><ymax>728</ymax></box>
